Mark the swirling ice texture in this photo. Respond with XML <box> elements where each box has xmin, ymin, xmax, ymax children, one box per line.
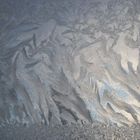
<box><xmin>0</xmin><ymin>0</ymin><xmax>140</xmax><ymax>126</ymax></box>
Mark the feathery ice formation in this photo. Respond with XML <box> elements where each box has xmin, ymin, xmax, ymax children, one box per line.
<box><xmin>0</xmin><ymin>0</ymin><xmax>140</xmax><ymax>127</ymax></box>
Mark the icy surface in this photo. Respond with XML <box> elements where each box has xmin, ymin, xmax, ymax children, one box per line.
<box><xmin>0</xmin><ymin>0</ymin><xmax>140</xmax><ymax>127</ymax></box>
<box><xmin>0</xmin><ymin>123</ymin><xmax>140</xmax><ymax>140</ymax></box>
